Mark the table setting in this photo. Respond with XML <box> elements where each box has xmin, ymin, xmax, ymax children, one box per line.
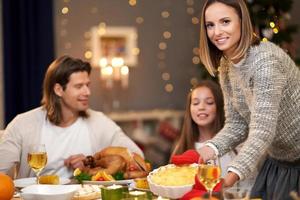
<box><xmin>9</xmin><ymin>146</ymin><xmax>257</xmax><ymax>200</ymax></box>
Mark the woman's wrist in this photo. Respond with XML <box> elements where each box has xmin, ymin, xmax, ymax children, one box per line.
<box><xmin>224</xmin><ymin>171</ymin><xmax>240</xmax><ymax>187</ymax></box>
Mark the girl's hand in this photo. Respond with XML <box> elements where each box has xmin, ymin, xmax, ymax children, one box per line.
<box><xmin>224</xmin><ymin>172</ymin><xmax>239</xmax><ymax>187</ymax></box>
<box><xmin>197</xmin><ymin>145</ymin><xmax>216</xmax><ymax>163</ymax></box>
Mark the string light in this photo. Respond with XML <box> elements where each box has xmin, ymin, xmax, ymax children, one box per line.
<box><xmin>273</xmin><ymin>28</ymin><xmax>279</xmax><ymax>34</ymax></box>
<box><xmin>60</xmin><ymin>29</ymin><xmax>67</xmax><ymax>37</ymax></box>
<box><xmin>159</xmin><ymin>42</ymin><xmax>167</xmax><ymax>50</ymax></box>
<box><xmin>132</xmin><ymin>48</ymin><xmax>140</xmax><ymax>56</ymax></box>
<box><xmin>62</xmin><ymin>7</ymin><xmax>69</xmax><ymax>14</ymax></box>
<box><xmin>190</xmin><ymin>77</ymin><xmax>198</xmax><ymax>86</ymax></box>
<box><xmin>128</xmin><ymin>0</ymin><xmax>137</xmax><ymax>6</ymax></box>
<box><xmin>192</xmin><ymin>56</ymin><xmax>200</xmax><ymax>64</ymax></box>
<box><xmin>165</xmin><ymin>84</ymin><xmax>174</xmax><ymax>93</ymax></box>
<box><xmin>136</xmin><ymin>17</ymin><xmax>144</xmax><ymax>24</ymax></box>
<box><xmin>64</xmin><ymin>42</ymin><xmax>72</xmax><ymax>49</ymax></box>
<box><xmin>191</xmin><ymin>17</ymin><xmax>199</xmax><ymax>25</ymax></box>
<box><xmin>192</xmin><ymin>47</ymin><xmax>199</xmax><ymax>55</ymax></box>
<box><xmin>161</xmin><ymin>11</ymin><xmax>170</xmax><ymax>18</ymax></box>
<box><xmin>157</xmin><ymin>52</ymin><xmax>166</xmax><ymax>60</ymax></box>
<box><xmin>187</xmin><ymin>7</ymin><xmax>194</xmax><ymax>15</ymax></box>
<box><xmin>262</xmin><ymin>38</ymin><xmax>268</xmax><ymax>42</ymax></box>
<box><xmin>186</xmin><ymin>0</ymin><xmax>194</xmax><ymax>6</ymax></box>
<box><xmin>269</xmin><ymin>22</ymin><xmax>275</xmax><ymax>28</ymax></box>
<box><xmin>162</xmin><ymin>73</ymin><xmax>170</xmax><ymax>81</ymax></box>
<box><xmin>163</xmin><ymin>31</ymin><xmax>172</xmax><ymax>39</ymax></box>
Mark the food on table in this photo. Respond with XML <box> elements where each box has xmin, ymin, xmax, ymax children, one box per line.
<box><xmin>72</xmin><ymin>185</ymin><xmax>101</xmax><ymax>200</ymax></box>
<box><xmin>73</xmin><ymin>169</ymin><xmax>92</xmax><ymax>183</ymax></box>
<box><xmin>0</xmin><ymin>172</ymin><xmax>15</xmax><ymax>200</ymax></box>
<box><xmin>150</xmin><ymin>165</ymin><xmax>198</xmax><ymax>186</ymax></box>
<box><xmin>134</xmin><ymin>178</ymin><xmax>149</xmax><ymax>189</ymax></box>
<box><xmin>38</xmin><ymin>175</ymin><xmax>60</xmax><ymax>184</ymax></box>
<box><xmin>91</xmin><ymin>171</ymin><xmax>115</xmax><ymax>181</ymax></box>
<box><xmin>74</xmin><ymin>146</ymin><xmax>151</xmax><ymax>182</ymax></box>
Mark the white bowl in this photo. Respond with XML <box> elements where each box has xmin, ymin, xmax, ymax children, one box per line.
<box><xmin>147</xmin><ymin>164</ymin><xmax>197</xmax><ymax>199</ymax></box>
<box><xmin>20</xmin><ymin>184</ymin><xmax>80</xmax><ymax>200</ymax></box>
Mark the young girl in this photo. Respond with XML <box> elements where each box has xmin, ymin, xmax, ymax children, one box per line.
<box><xmin>197</xmin><ymin>0</ymin><xmax>300</xmax><ymax>199</ymax></box>
<box><xmin>172</xmin><ymin>80</ymin><xmax>236</xmax><ymax>177</ymax></box>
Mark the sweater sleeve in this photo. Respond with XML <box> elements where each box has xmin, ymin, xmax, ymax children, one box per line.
<box><xmin>228</xmin><ymin>55</ymin><xmax>285</xmax><ymax>179</ymax></box>
<box><xmin>0</xmin><ymin>116</ymin><xmax>22</xmax><ymax>174</ymax></box>
<box><xmin>207</xmin><ymin>68</ymin><xmax>248</xmax><ymax>156</ymax></box>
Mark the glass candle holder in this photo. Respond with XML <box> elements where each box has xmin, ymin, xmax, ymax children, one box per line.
<box><xmin>123</xmin><ymin>190</ymin><xmax>148</xmax><ymax>200</ymax></box>
<box><xmin>101</xmin><ymin>184</ymin><xmax>128</xmax><ymax>200</ymax></box>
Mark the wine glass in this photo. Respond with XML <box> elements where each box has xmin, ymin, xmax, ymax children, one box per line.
<box><xmin>223</xmin><ymin>187</ymin><xmax>249</xmax><ymax>200</ymax></box>
<box><xmin>197</xmin><ymin>157</ymin><xmax>221</xmax><ymax>198</ymax></box>
<box><xmin>27</xmin><ymin>144</ymin><xmax>47</xmax><ymax>184</ymax></box>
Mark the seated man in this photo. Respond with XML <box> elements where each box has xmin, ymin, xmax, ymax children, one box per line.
<box><xmin>0</xmin><ymin>55</ymin><xmax>143</xmax><ymax>178</ymax></box>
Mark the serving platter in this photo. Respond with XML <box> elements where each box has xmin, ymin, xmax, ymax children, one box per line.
<box><xmin>83</xmin><ymin>179</ymin><xmax>133</xmax><ymax>186</ymax></box>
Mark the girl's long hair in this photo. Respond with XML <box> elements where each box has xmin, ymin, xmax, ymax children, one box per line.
<box><xmin>172</xmin><ymin>80</ymin><xmax>225</xmax><ymax>155</ymax></box>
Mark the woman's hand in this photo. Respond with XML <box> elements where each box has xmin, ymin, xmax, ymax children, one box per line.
<box><xmin>197</xmin><ymin>145</ymin><xmax>216</xmax><ymax>163</ymax></box>
<box><xmin>64</xmin><ymin>154</ymin><xmax>86</xmax><ymax>170</ymax></box>
<box><xmin>224</xmin><ymin>172</ymin><xmax>239</xmax><ymax>187</ymax></box>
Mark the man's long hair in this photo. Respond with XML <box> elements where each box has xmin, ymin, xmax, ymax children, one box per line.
<box><xmin>41</xmin><ymin>55</ymin><xmax>92</xmax><ymax>125</ymax></box>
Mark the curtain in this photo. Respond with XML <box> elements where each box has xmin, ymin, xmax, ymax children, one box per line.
<box><xmin>2</xmin><ymin>0</ymin><xmax>54</xmax><ymax>125</ymax></box>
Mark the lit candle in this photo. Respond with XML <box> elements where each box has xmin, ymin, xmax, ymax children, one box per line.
<box><xmin>120</xmin><ymin>65</ymin><xmax>129</xmax><ymax>88</ymax></box>
<box><xmin>101</xmin><ymin>66</ymin><xmax>113</xmax><ymax>88</ymax></box>
<box><xmin>101</xmin><ymin>184</ymin><xmax>128</xmax><ymax>200</ymax></box>
<box><xmin>128</xmin><ymin>190</ymin><xmax>147</xmax><ymax>200</ymax></box>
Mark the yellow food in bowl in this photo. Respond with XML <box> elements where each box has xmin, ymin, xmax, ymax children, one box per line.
<box><xmin>134</xmin><ymin>178</ymin><xmax>149</xmax><ymax>189</ymax></box>
<box><xmin>150</xmin><ymin>165</ymin><xmax>197</xmax><ymax>186</ymax></box>
<box><xmin>38</xmin><ymin>175</ymin><xmax>60</xmax><ymax>184</ymax></box>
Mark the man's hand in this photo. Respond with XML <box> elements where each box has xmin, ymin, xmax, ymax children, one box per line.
<box><xmin>197</xmin><ymin>146</ymin><xmax>216</xmax><ymax>163</ymax></box>
<box><xmin>224</xmin><ymin>172</ymin><xmax>239</xmax><ymax>187</ymax></box>
<box><xmin>64</xmin><ymin>154</ymin><xmax>86</xmax><ymax>170</ymax></box>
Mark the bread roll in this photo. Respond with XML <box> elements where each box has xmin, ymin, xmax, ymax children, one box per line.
<box><xmin>38</xmin><ymin>175</ymin><xmax>59</xmax><ymax>184</ymax></box>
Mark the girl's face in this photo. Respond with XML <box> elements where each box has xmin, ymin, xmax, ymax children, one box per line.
<box><xmin>190</xmin><ymin>86</ymin><xmax>217</xmax><ymax>129</ymax></box>
<box><xmin>205</xmin><ymin>2</ymin><xmax>241</xmax><ymax>58</ymax></box>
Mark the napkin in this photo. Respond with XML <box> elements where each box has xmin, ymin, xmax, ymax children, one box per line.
<box><xmin>181</xmin><ymin>175</ymin><xmax>223</xmax><ymax>200</ymax></box>
<box><xmin>170</xmin><ymin>149</ymin><xmax>222</xmax><ymax>200</ymax></box>
<box><xmin>170</xmin><ymin>149</ymin><xmax>201</xmax><ymax>165</ymax></box>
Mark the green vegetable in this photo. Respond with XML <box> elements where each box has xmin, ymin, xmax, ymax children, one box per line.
<box><xmin>74</xmin><ymin>172</ymin><xmax>92</xmax><ymax>184</ymax></box>
<box><xmin>113</xmin><ymin>171</ymin><xmax>124</xmax><ymax>180</ymax></box>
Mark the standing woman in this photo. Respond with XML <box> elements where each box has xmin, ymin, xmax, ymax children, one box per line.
<box><xmin>172</xmin><ymin>80</ymin><xmax>236</xmax><ymax>177</ymax></box>
<box><xmin>197</xmin><ymin>0</ymin><xmax>300</xmax><ymax>199</ymax></box>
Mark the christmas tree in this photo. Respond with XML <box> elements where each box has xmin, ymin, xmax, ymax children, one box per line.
<box><xmin>246</xmin><ymin>0</ymin><xmax>299</xmax><ymax>64</ymax></box>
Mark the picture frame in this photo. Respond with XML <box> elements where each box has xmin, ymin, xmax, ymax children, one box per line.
<box><xmin>91</xmin><ymin>26</ymin><xmax>138</xmax><ymax>67</ymax></box>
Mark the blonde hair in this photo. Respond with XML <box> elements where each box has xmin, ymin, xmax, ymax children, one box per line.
<box><xmin>199</xmin><ymin>0</ymin><xmax>259</xmax><ymax>76</ymax></box>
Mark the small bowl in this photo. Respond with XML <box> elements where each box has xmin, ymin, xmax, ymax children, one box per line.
<box><xmin>20</xmin><ymin>184</ymin><xmax>80</xmax><ymax>200</ymax></box>
<box><xmin>147</xmin><ymin>164</ymin><xmax>197</xmax><ymax>199</ymax></box>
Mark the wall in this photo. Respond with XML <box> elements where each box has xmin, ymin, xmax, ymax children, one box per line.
<box><xmin>54</xmin><ymin>0</ymin><xmax>204</xmax><ymax>113</ymax></box>
<box><xmin>290</xmin><ymin>0</ymin><xmax>300</xmax><ymax>60</ymax></box>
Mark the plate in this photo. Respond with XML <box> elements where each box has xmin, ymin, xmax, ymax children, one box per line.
<box><xmin>20</xmin><ymin>184</ymin><xmax>79</xmax><ymax>200</ymax></box>
<box><xmin>83</xmin><ymin>179</ymin><xmax>133</xmax><ymax>186</ymax></box>
<box><xmin>14</xmin><ymin>177</ymin><xmax>70</xmax><ymax>188</ymax></box>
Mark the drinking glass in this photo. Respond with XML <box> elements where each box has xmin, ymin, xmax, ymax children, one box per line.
<box><xmin>197</xmin><ymin>158</ymin><xmax>221</xmax><ymax>198</ymax></box>
<box><xmin>223</xmin><ymin>187</ymin><xmax>249</xmax><ymax>200</ymax></box>
<box><xmin>27</xmin><ymin>144</ymin><xmax>47</xmax><ymax>184</ymax></box>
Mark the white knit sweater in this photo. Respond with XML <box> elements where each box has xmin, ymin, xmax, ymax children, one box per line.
<box><xmin>208</xmin><ymin>41</ymin><xmax>300</xmax><ymax>179</ymax></box>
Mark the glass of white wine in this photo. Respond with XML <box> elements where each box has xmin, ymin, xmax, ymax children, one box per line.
<box><xmin>197</xmin><ymin>158</ymin><xmax>221</xmax><ymax>198</ymax></box>
<box><xmin>27</xmin><ymin>144</ymin><xmax>47</xmax><ymax>184</ymax></box>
